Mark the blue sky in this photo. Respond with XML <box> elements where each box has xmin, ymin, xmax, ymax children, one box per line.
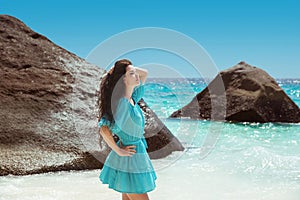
<box><xmin>1</xmin><ymin>0</ymin><xmax>299</xmax><ymax>78</ymax></box>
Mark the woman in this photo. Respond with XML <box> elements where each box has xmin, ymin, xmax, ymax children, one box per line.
<box><xmin>97</xmin><ymin>59</ymin><xmax>157</xmax><ymax>200</ymax></box>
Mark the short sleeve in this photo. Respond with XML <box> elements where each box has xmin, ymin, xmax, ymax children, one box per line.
<box><xmin>131</xmin><ymin>79</ymin><xmax>145</xmax><ymax>104</ymax></box>
<box><xmin>98</xmin><ymin>115</ymin><xmax>111</xmax><ymax>128</ymax></box>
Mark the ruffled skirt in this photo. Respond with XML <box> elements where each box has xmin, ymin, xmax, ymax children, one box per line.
<box><xmin>99</xmin><ymin>140</ymin><xmax>157</xmax><ymax>194</ymax></box>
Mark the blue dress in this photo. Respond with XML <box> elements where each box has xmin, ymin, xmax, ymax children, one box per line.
<box><xmin>98</xmin><ymin>80</ymin><xmax>157</xmax><ymax>194</ymax></box>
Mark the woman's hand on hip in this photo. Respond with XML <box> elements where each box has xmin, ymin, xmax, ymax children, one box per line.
<box><xmin>116</xmin><ymin>142</ymin><xmax>136</xmax><ymax>157</ymax></box>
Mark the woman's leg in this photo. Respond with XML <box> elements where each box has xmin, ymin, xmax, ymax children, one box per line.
<box><xmin>127</xmin><ymin>193</ymin><xmax>149</xmax><ymax>200</ymax></box>
<box><xmin>122</xmin><ymin>193</ymin><xmax>131</xmax><ymax>200</ymax></box>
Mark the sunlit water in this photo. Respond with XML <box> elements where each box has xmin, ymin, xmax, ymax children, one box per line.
<box><xmin>1</xmin><ymin>78</ymin><xmax>299</xmax><ymax>200</ymax></box>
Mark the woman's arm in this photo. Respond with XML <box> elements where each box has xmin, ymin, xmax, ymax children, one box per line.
<box><xmin>99</xmin><ymin>126</ymin><xmax>136</xmax><ymax>157</ymax></box>
<box><xmin>135</xmin><ymin>67</ymin><xmax>148</xmax><ymax>84</ymax></box>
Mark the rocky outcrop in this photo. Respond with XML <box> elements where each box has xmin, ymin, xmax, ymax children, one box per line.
<box><xmin>170</xmin><ymin>62</ymin><xmax>300</xmax><ymax>123</ymax></box>
<box><xmin>0</xmin><ymin>15</ymin><xmax>184</xmax><ymax>176</ymax></box>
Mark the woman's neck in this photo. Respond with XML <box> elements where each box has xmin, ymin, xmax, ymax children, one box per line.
<box><xmin>123</xmin><ymin>85</ymin><xmax>134</xmax><ymax>99</ymax></box>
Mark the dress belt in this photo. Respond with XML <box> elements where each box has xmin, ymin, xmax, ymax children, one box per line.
<box><xmin>120</xmin><ymin>137</ymin><xmax>148</xmax><ymax>149</ymax></box>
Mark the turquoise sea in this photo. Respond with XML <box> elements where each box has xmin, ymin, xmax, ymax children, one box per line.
<box><xmin>1</xmin><ymin>78</ymin><xmax>299</xmax><ymax>200</ymax></box>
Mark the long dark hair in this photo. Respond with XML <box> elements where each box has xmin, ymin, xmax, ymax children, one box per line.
<box><xmin>97</xmin><ymin>59</ymin><xmax>132</xmax><ymax>124</ymax></box>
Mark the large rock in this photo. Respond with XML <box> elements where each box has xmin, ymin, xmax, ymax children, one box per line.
<box><xmin>0</xmin><ymin>15</ymin><xmax>184</xmax><ymax>176</ymax></box>
<box><xmin>170</xmin><ymin>62</ymin><xmax>300</xmax><ymax>123</ymax></box>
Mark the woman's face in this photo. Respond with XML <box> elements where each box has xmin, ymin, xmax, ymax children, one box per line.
<box><xmin>124</xmin><ymin>65</ymin><xmax>140</xmax><ymax>87</ymax></box>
